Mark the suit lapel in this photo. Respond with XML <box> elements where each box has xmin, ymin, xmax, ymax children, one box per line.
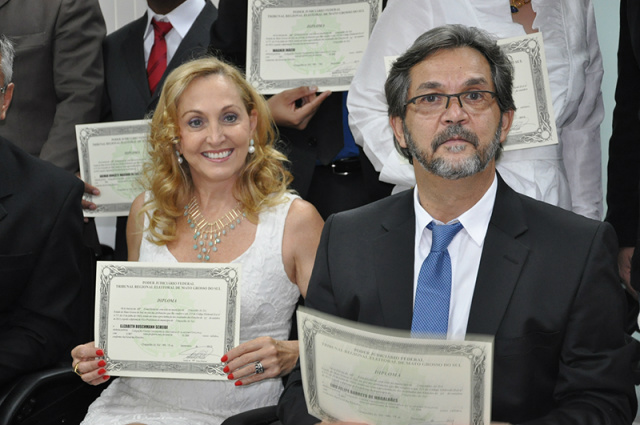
<box><xmin>122</xmin><ymin>14</ymin><xmax>152</xmax><ymax>106</ymax></box>
<box><xmin>467</xmin><ymin>176</ymin><xmax>529</xmax><ymax>335</ymax></box>
<box><xmin>0</xmin><ymin>0</ymin><xmax>10</xmax><ymax>10</ymax></box>
<box><xmin>373</xmin><ymin>191</ymin><xmax>415</xmax><ymax>330</ymax></box>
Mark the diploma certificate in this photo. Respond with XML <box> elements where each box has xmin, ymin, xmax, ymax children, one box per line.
<box><xmin>497</xmin><ymin>32</ymin><xmax>558</xmax><ymax>151</ymax></box>
<box><xmin>298</xmin><ymin>307</ymin><xmax>493</xmax><ymax>425</ymax></box>
<box><xmin>76</xmin><ymin>120</ymin><xmax>150</xmax><ymax>217</ymax></box>
<box><xmin>247</xmin><ymin>0</ymin><xmax>383</xmax><ymax>94</ymax></box>
<box><xmin>95</xmin><ymin>261</ymin><xmax>241</xmax><ymax>380</ymax></box>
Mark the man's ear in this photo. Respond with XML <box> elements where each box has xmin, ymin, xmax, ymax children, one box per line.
<box><xmin>498</xmin><ymin>109</ymin><xmax>514</xmax><ymax>144</ymax></box>
<box><xmin>0</xmin><ymin>82</ymin><xmax>14</xmax><ymax>120</ymax></box>
<box><xmin>390</xmin><ymin>115</ymin><xmax>407</xmax><ymax>148</ymax></box>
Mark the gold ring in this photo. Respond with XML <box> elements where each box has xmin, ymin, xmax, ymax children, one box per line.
<box><xmin>74</xmin><ymin>362</ymin><xmax>83</xmax><ymax>376</ymax></box>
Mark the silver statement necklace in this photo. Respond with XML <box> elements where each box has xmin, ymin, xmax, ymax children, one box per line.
<box><xmin>184</xmin><ymin>196</ymin><xmax>245</xmax><ymax>262</ymax></box>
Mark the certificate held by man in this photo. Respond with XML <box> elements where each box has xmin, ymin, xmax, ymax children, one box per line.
<box><xmin>247</xmin><ymin>0</ymin><xmax>383</xmax><ymax>94</ymax></box>
<box><xmin>95</xmin><ymin>261</ymin><xmax>241</xmax><ymax>380</ymax></box>
<box><xmin>76</xmin><ymin>120</ymin><xmax>150</xmax><ymax>217</ymax></box>
<box><xmin>298</xmin><ymin>307</ymin><xmax>493</xmax><ymax>425</ymax></box>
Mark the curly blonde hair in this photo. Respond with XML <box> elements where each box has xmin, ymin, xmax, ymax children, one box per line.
<box><xmin>140</xmin><ymin>56</ymin><xmax>292</xmax><ymax>245</ymax></box>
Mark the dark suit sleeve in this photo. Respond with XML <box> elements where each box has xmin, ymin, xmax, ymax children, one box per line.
<box><xmin>209</xmin><ymin>0</ymin><xmax>247</xmax><ymax>70</ymax></box>
<box><xmin>38</xmin><ymin>0</ymin><xmax>105</xmax><ymax>172</ymax></box>
<box><xmin>278</xmin><ymin>215</ymin><xmax>340</xmax><ymax>425</ymax></box>
<box><xmin>0</xmin><ymin>178</ymin><xmax>85</xmax><ymax>386</ymax></box>
<box><xmin>521</xmin><ymin>222</ymin><xmax>636</xmax><ymax>425</ymax></box>
<box><xmin>606</xmin><ymin>0</ymin><xmax>640</xmax><ymax>248</ymax></box>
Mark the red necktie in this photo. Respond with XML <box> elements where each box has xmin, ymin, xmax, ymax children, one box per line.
<box><xmin>147</xmin><ymin>19</ymin><xmax>173</xmax><ymax>94</ymax></box>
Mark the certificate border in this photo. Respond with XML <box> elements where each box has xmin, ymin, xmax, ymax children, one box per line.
<box><xmin>248</xmin><ymin>0</ymin><xmax>381</xmax><ymax>92</ymax></box>
<box><xmin>77</xmin><ymin>121</ymin><xmax>149</xmax><ymax>215</ymax></box>
<box><xmin>500</xmin><ymin>35</ymin><xmax>557</xmax><ymax>150</ymax></box>
<box><xmin>300</xmin><ymin>315</ymin><xmax>489</xmax><ymax>425</ymax></box>
<box><xmin>96</xmin><ymin>262</ymin><xmax>239</xmax><ymax>377</ymax></box>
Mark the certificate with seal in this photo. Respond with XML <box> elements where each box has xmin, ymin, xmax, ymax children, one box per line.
<box><xmin>76</xmin><ymin>120</ymin><xmax>150</xmax><ymax>217</ymax></box>
<box><xmin>95</xmin><ymin>261</ymin><xmax>241</xmax><ymax>380</ymax></box>
<box><xmin>497</xmin><ymin>32</ymin><xmax>558</xmax><ymax>151</ymax></box>
<box><xmin>246</xmin><ymin>0</ymin><xmax>383</xmax><ymax>94</ymax></box>
<box><xmin>298</xmin><ymin>307</ymin><xmax>493</xmax><ymax>425</ymax></box>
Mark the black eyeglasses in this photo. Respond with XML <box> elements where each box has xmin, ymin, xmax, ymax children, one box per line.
<box><xmin>405</xmin><ymin>90</ymin><xmax>497</xmax><ymax>116</ymax></box>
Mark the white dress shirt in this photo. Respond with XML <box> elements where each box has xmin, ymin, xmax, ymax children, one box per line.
<box><xmin>348</xmin><ymin>0</ymin><xmax>604</xmax><ymax>219</ymax></box>
<box><xmin>143</xmin><ymin>0</ymin><xmax>206</xmax><ymax>66</ymax></box>
<box><xmin>413</xmin><ymin>175</ymin><xmax>497</xmax><ymax>340</ymax></box>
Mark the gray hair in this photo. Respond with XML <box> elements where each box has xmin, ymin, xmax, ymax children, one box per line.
<box><xmin>0</xmin><ymin>34</ymin><xmax>14</xmax><ymax>85</ymax></box>
<box><xmin>385</xmin><ymin>24</ymin><xmax>516</xmax><ymax>161</ymax></box>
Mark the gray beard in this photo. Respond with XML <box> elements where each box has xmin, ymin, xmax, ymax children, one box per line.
<box><xmin>403</xmin><ymin>119</ymin><xmax>502</xmax><ymax>180</ymax></box>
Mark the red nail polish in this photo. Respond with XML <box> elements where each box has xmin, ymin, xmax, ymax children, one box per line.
<box><xmin>96</xmin><ymin>349</ymin><xmax>104</xmax><ymax>356</ymax></box>
<box><xmin>220</xmin><ymin>355</ymin><xmax>228</xmax><ymax>362</ymax></box>
<box><xmin>223</xmin><ymin>365</ymin><xmax>229</xmax><ymax>373</ymax></box>
<box><xmin>98</xmin><ymin>360</ymin><xmax>106</xmax><ymax>367</ymax></box>
<box><xmin>103</xmin><ymin>375</ymin><xmax>110</xmax><ymax>380</ymax></box>
<box><xmin>235</xmin><ymin>381</ymin><xmax>243</xmax><ymax>386</ymax></box>
<box><xmin>98</xmin><ymin>368</ymin><xmax>106</xmax><ymax>375</ymax></box>
<box><xmin>227</xmin><ymin>373</ymin><xmax>234</xmax><ymax>380</ymax></box>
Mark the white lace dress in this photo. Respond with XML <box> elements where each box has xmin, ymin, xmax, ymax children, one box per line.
<box><xmin>81</xmin><ymin>194</ymin><xmax>301</xmax><ymax>425</ymax></box>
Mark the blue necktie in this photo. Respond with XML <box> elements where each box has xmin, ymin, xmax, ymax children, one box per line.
<box><xmin>411</xmin><ymin>221</ymin><xmax>463</xmax><ymax>337</ymax></box>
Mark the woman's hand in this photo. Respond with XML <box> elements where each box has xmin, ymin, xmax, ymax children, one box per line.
<box><xmin>71</xmin><ymin>341</ymin><xmax>111</xmax><ymax>386</ymax></box>
<box><xmin>222</xmin><ymin>337</ymin><xmax>298</xmax><ymax>386</ymax></box>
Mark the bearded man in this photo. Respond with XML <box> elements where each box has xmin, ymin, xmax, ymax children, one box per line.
<box><xmin>277</xmin><ymin>24</ymin><xmax>637</xmax><ymax>425</ymax></box>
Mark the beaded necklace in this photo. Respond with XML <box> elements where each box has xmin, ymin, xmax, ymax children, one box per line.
<box><xmin>510</xmin><ymin>0</ymin><xmax>531</xmax><ymax>13</ymax></box>
<box><xmin>184</xmin><ymin>197</ymin><xmax>245</xmax><ymax>262</ymax></box>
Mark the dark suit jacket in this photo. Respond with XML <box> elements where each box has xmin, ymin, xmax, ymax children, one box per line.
<box><xmin>0</xmin><ymin>136</ymin><xmax>84</xmax><ymax>387</ymax></box>
<box><xmin>0</xmin><ymin>0</ymin><xmax>105</xmax><ymax>173</ymax></box>
<box><xmin>278</xmin><ymin>177</ymin><xmax>637</xmax><ymax>424</ymax></box>
<box><xmin>102</xmin><ymin>0</ymin><xmax>217</xmax><ymax>121</ymax></box>
<box><xmin>606</xmin><ymin>0</ymin><xmax>640</xmax><ymax>292</ymax></box>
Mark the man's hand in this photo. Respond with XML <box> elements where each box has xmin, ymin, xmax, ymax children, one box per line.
<box><xmin>268</xmin><ymin>86</ymin><xmax>331</xmax><ymax>130</ymax></box>
<box><xmin>75</xmin><ymin>172</ymin><xmax>100</xmax><ymax>222</ymax></box>
<box><xmin>618</xmin><ymin>247</ymin><xmax>637</xmax><ymax>299</ymax></box>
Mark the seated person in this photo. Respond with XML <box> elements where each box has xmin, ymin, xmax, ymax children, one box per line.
<box><xmin>0</xmin><ymin>34</ymin><xmax>85</xmax><ymax>388</ymax></box>
<box><xmin>277</xmin><ymin>25</ymin><xmax>637</xmax><ymax>425</ymax></box>
<box><xmin>71</xmin><ymin>56</ymin><xmax>324</xmax><ymax>424</ymax></box>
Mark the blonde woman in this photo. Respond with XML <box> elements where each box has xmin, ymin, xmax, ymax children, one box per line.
<box><xmin>71</xmin><ymin>57</ymin><xmax>323</xmax><ymax>425</ymax></box>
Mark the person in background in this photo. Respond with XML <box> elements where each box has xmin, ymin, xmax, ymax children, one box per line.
<box><xmin>0</xmin><ymin>34</ymin><xmax>85</xmax><ymax>388</ymax></box>
<box><xmin>0</xmin><ymin>0</ymin><xmax>105</xmax><ymax>173</ymax></box>
<box><xmin>0</xmin><ymin>0</ymin><xmax>105</xmax><ymax>342</ymax></box>
<box><xmin>604</xmin><ymin>7</ymin><xmax>640</xmax><ymax>410</ymax></box>
<box><xmin>606</xmin><ymin>0</ymin><xmax>640</xmax><ymax>318</ymax></box>
<box><xmin>72</xmin><ymin>56</ymin><xmax>324</xmax><ymax>425</ymax></box>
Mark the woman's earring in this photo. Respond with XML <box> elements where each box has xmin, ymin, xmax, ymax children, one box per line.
<box><xmin>175</xmin><ymin>150</ymin><xmax>183</xmax><ymax>164</ymax></box>
<box><xmin>248</xmin><ymin>139</ymin><xmax>256</xmax><ymax>154</ymax></box>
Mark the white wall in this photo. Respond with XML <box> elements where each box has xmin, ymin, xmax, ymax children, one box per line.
<box><xmin>593</xmin><ymin>0</ymin><xmax>620</xmax><ymax>209</ymax></box>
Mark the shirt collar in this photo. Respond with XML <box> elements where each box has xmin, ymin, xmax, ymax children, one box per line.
<box><xmin>413</xmin><ymin>173</ymin><xmax>497</xmax><ymax>247</ymax></box>
<box><xmin>145</xmin><ymin>0</ymin><xmax>205</xmax><ymax>39</ymax></box>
